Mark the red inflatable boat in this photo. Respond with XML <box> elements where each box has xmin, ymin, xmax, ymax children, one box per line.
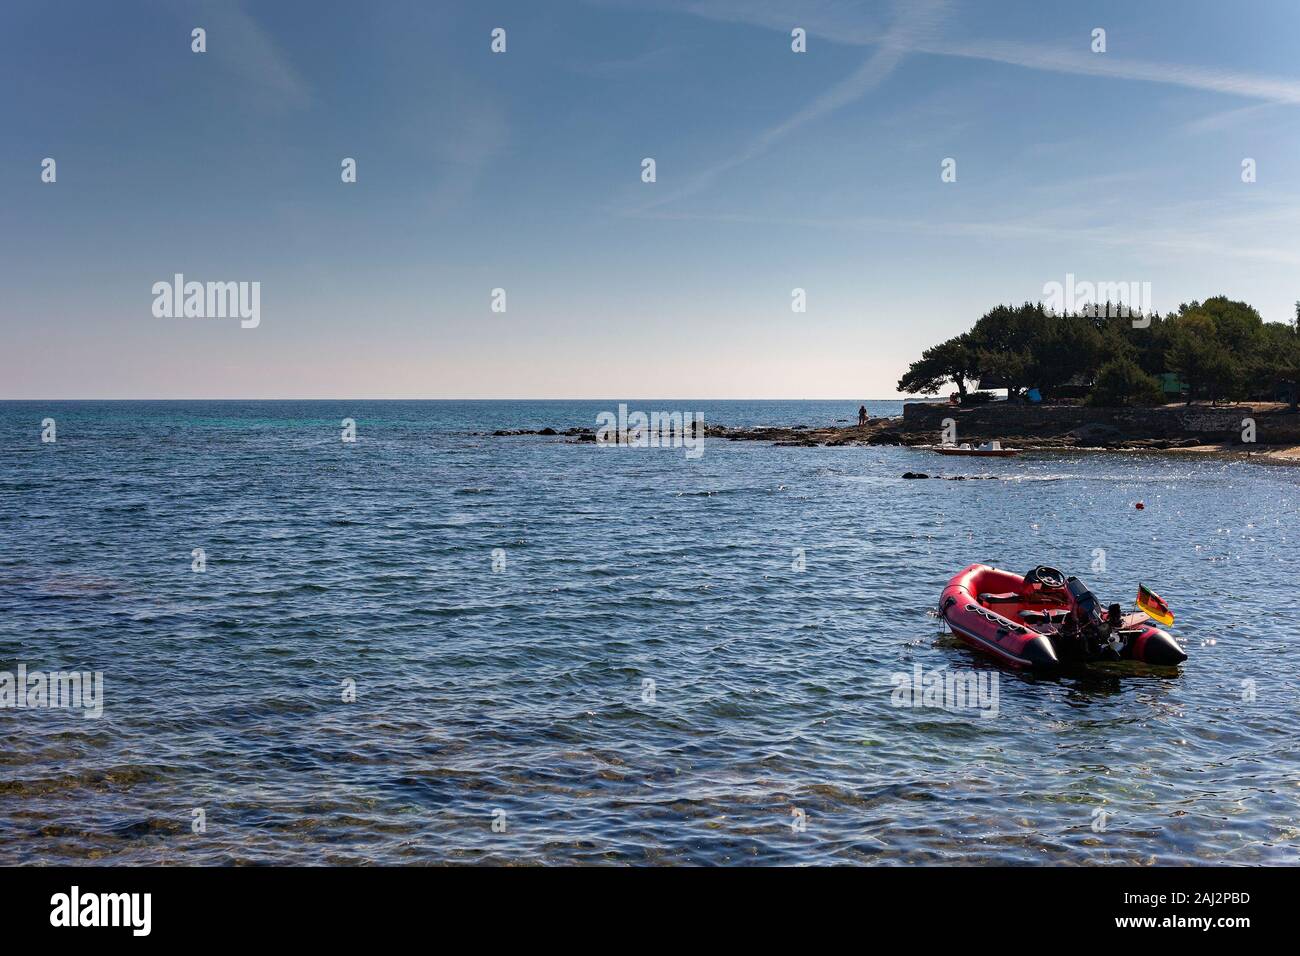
<box><xmin>940</xmin><ymin>564</ymin><xmax>1187</xmax><ymax>669</ymax></box>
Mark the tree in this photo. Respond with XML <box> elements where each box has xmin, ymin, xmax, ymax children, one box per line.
<box><xmin>1289</xmin><ymin>328</ymin><xmax>1300</xmax><ymax>411</ymax></box>
<box><xmin>966</xmin><ymin>304</ymin><xmax>1043</xmax><ymax>394</ymax></box>
<box><xmin>1088</xmin><ymin>357</ymin><xmax>1164</xmax><ymax>407</ymax></box>
<box><xmin>1166</xmin><ymin>312</ymin><xmax>1240</xmax><ymax>404</ymax></box>
<box><xmin>897</xmin><ymin>334</ymin><xmax>978</xmax><ymax>398</ymax></box>
<box><xmin>974</xmin><ymin>346</ymin><xmax>1033</xmax><ymax>395</ymax></box>
<box><xmin>1026</xmin><ymin>312</ymin><xmax>1104</xmax><ymax>396</ymax></box>
<box><xmin>1188</xmin><ymin>296</ymin><xmax>1263</xmax><ymax>354</ymax></box>
<box><xmin>1258</xmin><ymin>320</ymin><xmax>1300</xmax><ymax>410</ymax></box>
<box><xmin>1289</xmin><ymin>338</ymin><xmax>1300</xmax><ymax>412</ymax></box>
<box><xmin>958</xmin><ymin>303</ymin><xmax>1103</xmax><ymax>397</ymax></box>
<box><xmin>897</xmin><ymin>295</ymin><xmax>1284</xmax><ymax>406</ymax></box>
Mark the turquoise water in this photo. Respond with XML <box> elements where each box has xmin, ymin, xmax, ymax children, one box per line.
<box><xmin>2</xmin><ymin>400</ymin><xmax>1298</xmax><ymax>864</ymax></box>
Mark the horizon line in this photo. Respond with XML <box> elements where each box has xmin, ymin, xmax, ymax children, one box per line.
<box><xmin>0</xmin><ymin>396</ymin><xmax>927</xmax><ymax>403</ymax></box>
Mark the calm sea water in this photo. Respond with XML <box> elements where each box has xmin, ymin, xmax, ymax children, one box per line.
<box><xmin>2</xmin><ymin>400</ymin><xmax>1298</xmax><ymax>865</ymax></box>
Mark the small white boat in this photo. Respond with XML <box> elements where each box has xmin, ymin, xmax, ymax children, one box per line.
<box><xmin>934</xmin><ymin>440</ymin><xmax>1020</xmax><ymax>458</ymax></box>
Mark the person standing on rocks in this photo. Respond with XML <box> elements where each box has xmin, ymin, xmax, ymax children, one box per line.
<box><xmin>858</xmin><ymin>405</ymin><xmax>868</xmax><ymax>426</ymax></box>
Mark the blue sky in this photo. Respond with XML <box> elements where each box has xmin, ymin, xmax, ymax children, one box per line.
<box><xmin>3</xmin><ymin>0</ymin><xmax>1299</xmax><ymax>398</ymax></box>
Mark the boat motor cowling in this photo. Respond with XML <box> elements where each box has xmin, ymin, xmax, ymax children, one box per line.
<box><xmin>1065</xmin><ymin>576</ymin><xmax>1124</xmax><ymax>659</ymax></box>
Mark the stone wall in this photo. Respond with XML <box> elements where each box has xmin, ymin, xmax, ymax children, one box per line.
<box><xmin>898</xmin><ymin>402</ymin><xmax>1289</xmax><ymax>442</ymax></box>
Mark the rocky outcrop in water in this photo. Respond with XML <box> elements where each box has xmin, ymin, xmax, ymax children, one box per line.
<box><xmin>486</xmin><ymin>403</ymin><xmax>1300</xmax><ymax>459</ymax></box>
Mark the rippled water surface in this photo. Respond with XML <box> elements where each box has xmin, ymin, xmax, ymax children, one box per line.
<box><xmin>2</xmin><ymin>400</ymin><xmax>1298</xmax><ymax>865</ymax></box>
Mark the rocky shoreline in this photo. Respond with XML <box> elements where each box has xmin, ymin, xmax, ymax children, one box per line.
<box><xmin>486</xmin><ymin>403</ymin><xmax>1300</xmax><ymax>463</ymax></box>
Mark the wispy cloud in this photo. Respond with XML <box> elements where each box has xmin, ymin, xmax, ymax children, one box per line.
<box><xmin>632</xmin><ymin>0</ymin><xmax>950</xmax><ymax>210</ymax></box>
<box><xmin>426</xmin><ymin>105</ymin><xmax>509</xmax><ymax>214</ymax></box>
<box><xmin>196</xmin><ymin>0</ymin><xmax>311</xmax><ymax>110</ymax></box>
<box><xmin>392</xmin><ymin>81</ymin><xmax>509</xmax><ymax>215</ymax></box>
<box><xmin>633</xmin><ymin>198</ymin><xmax>1300</xmax><ymax>267</ymax></box>
<box><xmin>1183</xmin><ymin>102</ymin><xmax>1281</xmax><ymax>135</ymax></box>
<box><xmin>682</xmin><ymin>0</ymin><xmax>1300</xmax><ymax>106</ymax></box>
<box><xmin>927</xmin><ymin>37</ymin><xmax>1300</xmax><ymax>106</ymax></box>
<box><xmin>572</xmin><ymin>45</ymin><xmax>682</xmax><ymax>78</ymax></box>
<box><xmin>621</xmin><ymin>0</ymin><xmax>1300</xmax><ymax>217</ymax></box>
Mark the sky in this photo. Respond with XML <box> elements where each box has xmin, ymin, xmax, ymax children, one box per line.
<box><xmin>2</xmin><ymin>0</ymin><xmax>1299</xmax><ymax>399</ymax></box>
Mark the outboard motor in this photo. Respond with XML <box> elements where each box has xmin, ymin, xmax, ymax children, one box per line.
<box><xmin>1065</xmin><ymin>576</ymin><xmax>1123</xmax><ymax>660</ymax></box>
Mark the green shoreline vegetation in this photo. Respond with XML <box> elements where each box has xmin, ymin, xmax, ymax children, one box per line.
<box><xmin>897</xmin><ymin>297</ymin><xmax>1300</xmax><ymax>409</ymax></box>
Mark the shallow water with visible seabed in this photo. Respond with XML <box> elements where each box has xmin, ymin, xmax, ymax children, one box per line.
<box><xmin>2</xmin><ymin>400</ymin><xmax>1298</xmax><ymax>864</ymax></box>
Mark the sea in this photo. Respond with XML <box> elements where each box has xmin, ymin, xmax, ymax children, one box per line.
<box><xmin>2</xmin><ymin>399</ymin><xmax>1297</xmax><ymax>864</ymax></box>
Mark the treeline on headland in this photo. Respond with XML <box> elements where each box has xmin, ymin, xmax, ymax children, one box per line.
<box><xmin>897</xmin><ymin>297</ymin><xmax>1300</xmax><ymax>407</ymax></box>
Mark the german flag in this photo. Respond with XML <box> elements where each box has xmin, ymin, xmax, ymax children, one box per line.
<box><xmin>1137</xmin><ymin>584</ymin><xmax>1174</xmax><ymax>626</ymax></box>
